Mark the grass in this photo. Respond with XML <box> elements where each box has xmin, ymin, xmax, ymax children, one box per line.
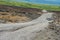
<box><xmin>0</xmin><ymin>0</ymin><xmax>60</xmax><ymax>11</ymax></box>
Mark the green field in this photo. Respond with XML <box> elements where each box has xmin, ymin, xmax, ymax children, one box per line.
<box><xmin>0</xmin><ymin>0</ymin><xmax>60</xmax><ymax>11</ymax></box>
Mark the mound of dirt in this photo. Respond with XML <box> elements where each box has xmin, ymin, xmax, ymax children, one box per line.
<box><xmin>0</xmin><ymin>5</ymin><xmax>42</xmax><ymax>23</ymax></box>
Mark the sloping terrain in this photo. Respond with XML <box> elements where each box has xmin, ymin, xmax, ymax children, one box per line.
<box><xmin>0</xmin><ymin>5</ymin><xmax>42</xmax><ymax>23</ymax></box>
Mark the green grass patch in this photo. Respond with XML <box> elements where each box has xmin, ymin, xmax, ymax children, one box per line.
<box><xmin>0</xmin><ymin>0</ymin><xmax>60</xmax><ymax>11</ymax></box>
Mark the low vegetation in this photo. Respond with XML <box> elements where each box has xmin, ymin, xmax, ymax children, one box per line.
<box><xmin>0</xmin><ymin>0</ymin><xmax>60</xmax><ymax>11</ymax></box>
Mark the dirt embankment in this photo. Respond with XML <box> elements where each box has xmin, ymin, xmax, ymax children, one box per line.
<box><xmin>0</xmin><ymin>5</ymin><xmax>42</xmax><ymax>23</ymax></box>
<box><xmin>0</xmin><ymin>5</ymin><xmax>60</xmax><ymax>23</ymax></box>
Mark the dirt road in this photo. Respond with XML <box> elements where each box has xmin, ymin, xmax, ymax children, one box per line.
<box><xmin>0</xmin><ymin>13</ymin><xmax>53</xmax><ymax>40</ymax></box>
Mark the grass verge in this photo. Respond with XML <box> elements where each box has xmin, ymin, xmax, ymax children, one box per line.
<box><xmin>0</xmin><ymin>1</ymin><xmax>60</xmax><ymax>11</ymax></box>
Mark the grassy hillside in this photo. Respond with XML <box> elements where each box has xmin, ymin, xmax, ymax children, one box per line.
<box><xmin>0</xmin><ymin>0</ymin><xmax>60</xmax><ymax>11</ymax></box>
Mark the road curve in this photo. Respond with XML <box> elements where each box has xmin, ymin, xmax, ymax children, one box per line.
<box><xmin>0</xmin><ymin>13</ymin><xmax>53</xmax><ymax>31</ymax></box>
<box><xmin>0</xmin><ymin>12</ymin><xmax>54</xmax><ymax>40</ymax></box>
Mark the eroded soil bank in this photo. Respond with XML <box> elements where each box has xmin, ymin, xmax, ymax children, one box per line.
<box><xmin>0</xmin><ymin>5</ymin><xmax>42</xmax><ymax>23</ymax></box>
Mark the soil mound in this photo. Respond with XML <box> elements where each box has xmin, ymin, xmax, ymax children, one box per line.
<box><xmin>0</xmin><ymin>5</ymin><xmax>42</xmax><ymax>23</ymax></box>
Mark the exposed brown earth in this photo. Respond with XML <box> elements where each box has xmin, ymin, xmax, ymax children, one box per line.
<box><xmin>0</xmin><ymin>5</ymin><xmax>42</xmax><ymax>23</ymax></box>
